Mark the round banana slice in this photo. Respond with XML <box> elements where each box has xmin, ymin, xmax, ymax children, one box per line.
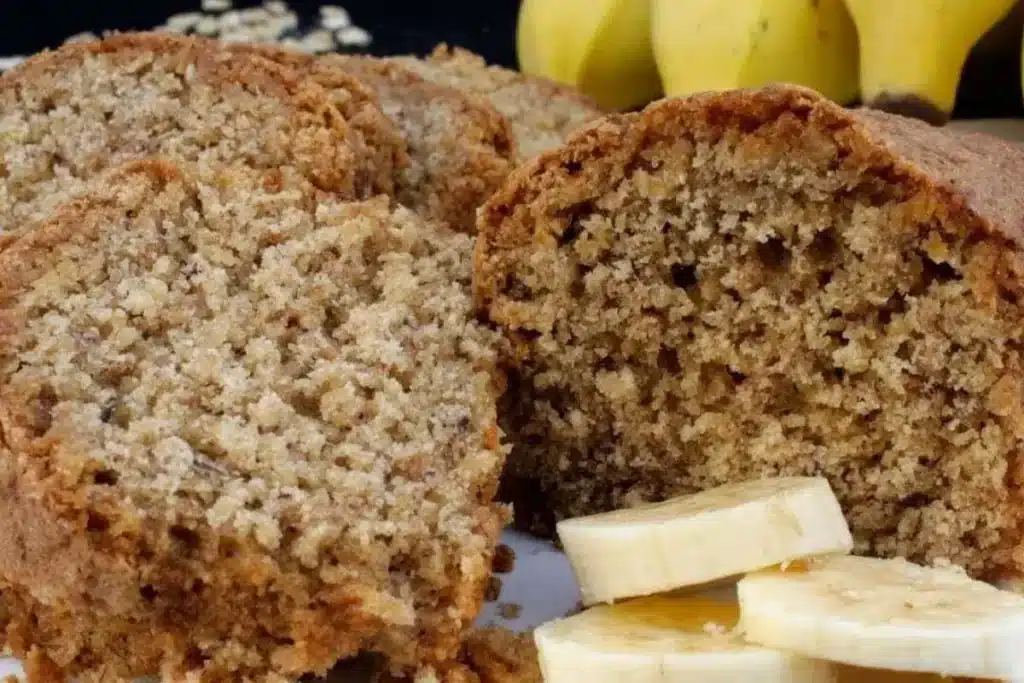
<box><xmin>535</xmin><ymin>595</ymin><xmax>837</xmax><ymax>683</ymax></box>
<box><xmin>738</xmin><ymin>555</ymin><xmax>1024</xmax><ymax>679</ymax></box>
<box><xmin>557</xmin><ymin>476</ymin><xmax>853</xmax><ymax>604</ymax></box>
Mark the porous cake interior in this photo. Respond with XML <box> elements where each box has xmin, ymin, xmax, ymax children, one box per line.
<box><xmin>334</xmin><ymin>55</ymin><xmax>515</xmax><ymax>233</ymax></box>
<box><xmin>0</xmin><ymin>37</ymin><xmax>350</xmax><ymax>234</ymax></box>
<box><xmin>495</xmin><ymin>114</ymin><xmax>1024</xmax><ymax>577</ymax></box>
<box><xmin>0</xmin><ymin>166</ymin><xmax>502</xmax><ymax>678</ymax></box>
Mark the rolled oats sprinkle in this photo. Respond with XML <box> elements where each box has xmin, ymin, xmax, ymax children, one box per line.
<box><xmin>0</xmin><ymin>1</ymin><xmax>373</xmax><ymax>72</ymax></box>
<box><xmin>153</xmin><ymin>1</ymin><xmax>372</xmax><ymax>53</ymax></box>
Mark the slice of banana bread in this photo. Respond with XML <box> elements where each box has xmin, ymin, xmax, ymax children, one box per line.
<box><xmin>223</xmin><ymin>43</ymin><xmax>409</xmax><ymax>198</ymax></box>
<box><xmin>332</xmin><ymin>55</ymin><xmax>516</xmax><ymax>233</ymax></box>
<box><xmin>394</xmin><ymin>46</ymin><xmax>602</xmax><ymax>162</ymax></box>
<box><xmin>0</xmin><ymin>32</ymin><xmax>357</xmax><ymax>238</ymax></box>
<box><xmin>0</xmin><ymin>159</ymin><xmax>506</xmax><ymax>683</ymax></box>
<box><xmin>476</xmin><ymin>86</ymin><xmax>1024</xmax><ymax>581</ymax></box>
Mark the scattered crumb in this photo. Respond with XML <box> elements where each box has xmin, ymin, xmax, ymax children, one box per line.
<box><xmin>201</xmin><ymin>0</ymin><xmax>232</xmax><ymax>11</ymax></box>
<box><xmin>484</xmin><ymin>576</ymin><xmax>503</xmax><ymax>602</ymax></box>
<box><xmin>492</xmin><ymin>545</ymin><xmax>516</xmax><ymax>574</ymax></box>
<box><xmin>497</xmin><ymin>603</ymin><xmax>522</xmax><ymax>620</ymax></box>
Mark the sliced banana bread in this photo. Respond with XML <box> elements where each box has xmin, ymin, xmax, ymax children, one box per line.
<box><xmin>0</xmin><ymin>159</ymin><xmax>506</xmax><ymax>683</ymax></box>
<box><xmin>476</xmin><ymin>86</ymin><xmax>1024</xmax><ymax>580</ymax></box>
<box><xmin>395</xmin><ymin>46</ymin><xmax>602</xmax><ymax>162</ymax></box>
<box><xmin>332</xmin><ymin>55</ymin><xmax>516</xmax><ymax>233</ymax></box>
<box><xmin>223</xmin><ymin>43</ymin><xmax>409</xmax><ymax>198</ymax></box>
<box><xmin>0</xmin><ymin>32</ymin><xmax>357</xmax><ymax>237</ymax></box>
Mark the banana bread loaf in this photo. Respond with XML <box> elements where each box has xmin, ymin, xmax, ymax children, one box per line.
<box><xmin>0</xmin><ymin>32</ymin><xmax>357</xmax><ymax>238</ymax></box>
<box><xmin>476</xmin><ymin>86</ymin><xmax>1024</xmax><ymax>580</ymax></box>
<box><xmin>223</xmin><ymin>43</ymin><xmax>409</xmax><ymax>198</ymax></box>
<box><xmin>0</xmin><ymin>159</ymin><xmax>506</xmax><ymax>682</ymax></box>
<box><xmin>333</xmin><ymin>55</ymin><xmax>516</xmax><ymax>233</ymax></box>
<box><xmin>393</xmin><ymin>46</ymin><xmax>602</xmax><ymax>163</ymax></box>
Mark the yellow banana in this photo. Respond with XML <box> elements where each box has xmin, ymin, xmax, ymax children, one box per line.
<box><xmin>652</xmin><ymin>0</ymin><xmax>859</xmax><ymax>104</ymax></box>
<box><xmin>846</xmin><ymin>0</ymin><xmax>1018</xmax><ymax>124</ymax></box>
<box><xmin>516</xmin><ymin>0</ymin><xmax>662</xmax><ymax>111</ymax></box>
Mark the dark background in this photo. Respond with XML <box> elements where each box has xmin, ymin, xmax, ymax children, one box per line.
<box><xmin>0</xmin><ymin>0</ymin><xmax>520</xmax><ymax>66</ymax></box>
<box><xmin>1</xmin><ymin>0</ymin><xmax>1022</xmax><ymax>120</ymax></box>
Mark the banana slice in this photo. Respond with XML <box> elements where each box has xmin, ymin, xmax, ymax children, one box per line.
<box><xmin>534</xmin><ymin>594</ymin><xmax>838</xmax><ymax>683</ymax></box>
<box><xmin>738</xmin><ymin>555</ymin><xmax>1024</xmax><ymax>679</ymax></box>
<box><xmin>557</xmin><ymin>476</ymin><xmax>853</xmax><ymax>604</ymax></box>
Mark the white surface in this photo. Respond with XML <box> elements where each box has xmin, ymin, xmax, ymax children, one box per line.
<box><xmin>0</xmin><ymin>530</ymin><xmax>578</xmax><ymax>682</ymax></box>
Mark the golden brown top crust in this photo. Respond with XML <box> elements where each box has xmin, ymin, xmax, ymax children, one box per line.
<box><xmin>853</xmin><ymin>107</ymin><xmax>1024</xmax><ymax>243</ymax></box>
<box><xmin>332</xmin><ymin>55</ymin><xmax>517</xmax><ymax>233</ymax></box>
<box><xmin>476</xmin><ymin>86</ymin><xmax>1024</xmax><ymax>306</ymax></box>
<box><xmin>0</xmin><ymin>159</ymin><xmax>506</xmax><ymax>682</ymax></box>
<box><xmin>0</xmin><ymin>31</ymin><xmax>356</xmax><ymax>236</ymax></box>
<box><xmin>394</xmin><ymin>45</ymin><xmax>602</xmax><ymax>162</ymax></box>
<box><xmin>224</xmin><ymin>43</ymin><xmax>410</xmax><ymax>198</ymax></box>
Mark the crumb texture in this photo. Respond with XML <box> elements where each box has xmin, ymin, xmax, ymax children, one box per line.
<box><xmin>223</xmin><ymin>43</ymin><xmax>409</xmax><ymax>198</ymax></box>
<box><xmin>0</xmin><ymin>32</ymin><xmax>356</xmax><ymax>238</ymax></box>
<box><xmin>455</xmin><ymin>628</ymin><xmax>541</xmax><ymax>683</ymax></box>
<box><xmin>476</xmin><ymin>86</ymin><xmax>1024</xmax><ymax>580</ymax></box>
<box><xmin>395</xmin><ymin>45</ymin><xmax>602</xmax><ymax>162</ymax></box>
<box><xmin>334</xmin><ymin>55</ymin><xmax>516</xmax><ymax>233</ymax></box>
<box><xmin>0</xmin><ymin>160</ymin><xmax>505</xmax><ymax>683</ymax></box>
<box><xmin>384</xmin><ymin>628</ymin><xmax>541</xmax><ymax>683</ymax></box>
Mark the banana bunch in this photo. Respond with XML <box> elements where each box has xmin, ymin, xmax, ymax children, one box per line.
<box><xmin>536</xmin><ymin>477</ymin><xmax>1024</xmax><ymax>683</ymax></box>
<box><xmin>517</xmin><ymin>0</ymin><xmax>1021</xmax><ymax>124</ymax></box>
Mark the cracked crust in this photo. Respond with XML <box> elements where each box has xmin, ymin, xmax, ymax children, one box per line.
<box><xmin>223</xmin><ymin>43</ymin><xmax>409</xmax><ymax>198</ymax></box>
<box><xmin>332</xmin><ymin>55</ymin><xmax>516</xmax><ymax>234</ymax></box>
<box><xmin>477</xmin><ymin>86</ymin><xmax>1024</xmax><ymax>579</ymax></box>
<box><xmin>0</xmin><ymin>32</ymin><xmax>357</xmax><ymax>238</ymax></box>
<box><xmin>395</xmin><ymin>46</ymin><xmax>602</xmax><ymax>163</ymax></box>
<box><xmin>0</xmin><ymin>159</ymin><xmax>507</xmax><ymax>682</ymax></box>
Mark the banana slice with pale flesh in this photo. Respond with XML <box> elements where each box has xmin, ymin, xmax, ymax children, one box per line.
<box><xmin>534</xmin><ymin>594</ymin><xmax>838</xmax><ymax>683</ymax></box>
<box><xmin>557</xmin><ymin>476</ymin><xmax>853</xmax><ymax>605</ymax></box>
<box><xmin>738</xmin><ymin>555</ymin><xmax>1024</xmax><ymax>680</ymax></box>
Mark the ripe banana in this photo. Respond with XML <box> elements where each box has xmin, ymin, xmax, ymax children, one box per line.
<box><xmin>846</xmin><ymin>0</ymin><xmax>1018</xmax><ymax>124</ymax></box>
<box><xmin>515</xmin><ymin>0</ymin><xmax>662</xmax><ymax>111</ymax></box>
<box><xmin>738</xmin><ymin>555</ymin><xmax>1024</xmax><ymax>679</ymax></box>
<box><xmin>557</xmin><ymin>476</ymin><xmax>853</xmax><ymax>605</ymax></box>
<box><xmin>651</xmin><ymin>0</ymin><xmax>859</xmax><ymax>104</ymax></box>
<box><xmin>534</xmin><ymin>594</ymin><xmax>837</xmax><ymax>683</ymax></box>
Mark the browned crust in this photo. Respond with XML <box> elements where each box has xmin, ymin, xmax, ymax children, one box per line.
<box><xmin>475</xmin><ymin>85</ymin><xmax>1024</xmax><ymax>578</ymax></box>
<box><xmin>0</xmin><ymin>161</ymin><xmax>376</xmax><ymax>683</ymax></box>
<box><xmin>427</xmin><ymin>44</ymin><xmax>602</xmax><ymax>120</ymax></box>
<box><xmin>223</xmin><ymin>43</ymin><xmax>410</xmax><ymax>198</ymax></box>
<box><xmin>477</xmin><ymin>86</ymin><xmax>1024</xmax><ymax>315</ymax></box>
<box><xmin>414</xmin><ymin>45</ymin><xmax>603</xmax><ymax>162</ymax></box>
<box><xmin>331</xmin><ymin>55</ymin><xmax>516</xmax><ymax>233</ymax></box>
<box><xmin>0</xmin><ymin>159</ymin><xmax>508</xmax><ymax>683</ymax></box>
<box><xmin>0</xmin><ymin>32</ymin><xmax>358</xmax><ymax>206</ymax></box>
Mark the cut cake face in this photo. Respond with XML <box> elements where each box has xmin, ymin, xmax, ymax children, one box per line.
<box><xmin>0</xmin><ymin>160</ymin><xmax>506</xmax><ymax>682</ymax></box>
<box><xmin>0</xmin><ymin>32</ymin><xmax>358</xmax><ymax>238</ymax></box>
<box><xmin>477</xmin><ymin>86</ymin><xmax>1024</xmax><ymax>580</ymax></box>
